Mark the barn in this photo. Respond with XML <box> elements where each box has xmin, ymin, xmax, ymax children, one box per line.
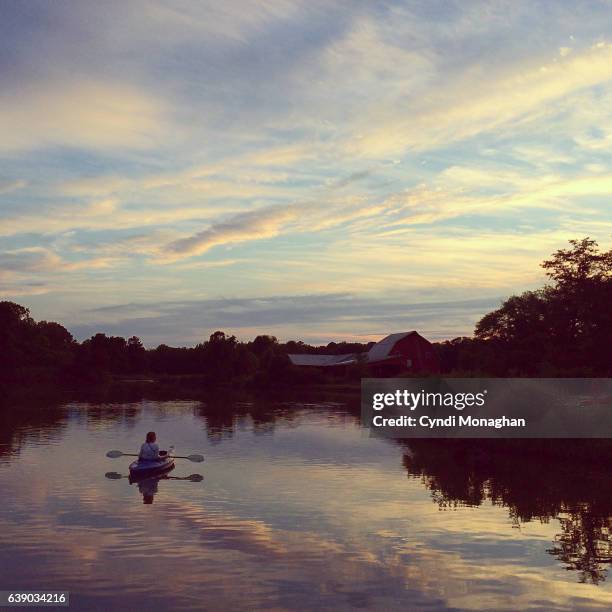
<box><xmin>288</xmin><ymin>331</ymin><xmax>440</xmax><ymax>374</ymax></box>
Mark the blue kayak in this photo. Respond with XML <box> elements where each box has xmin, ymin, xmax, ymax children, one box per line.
<box><xmin>129</xmin><ymin>455</ymin><xmax>175</xmax><ymax>480</ymax></box>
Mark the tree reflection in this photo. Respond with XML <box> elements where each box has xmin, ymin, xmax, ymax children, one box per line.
<box><xmin>0</xmin><ymin>398</ymin><xmax>144</xmax><ymax>462</ymax></box>
<box><xmin>402</xmin><ymin>439</ymin><xmax>612</xmax><ymax>584</ymax></box>
<box><xmin>194</xmin><ymin>390</ymin><xmax>359</xmax><ymax>442</ymax></box>
<box><xmin>548</xmin><ymin>510</ymin><xmax>611</xmax><ymax>584</ymax></box>
<box><xmin>0</xmin><ymin>398</ymin><xmax>68</xmax><ymax>461</ymax></box>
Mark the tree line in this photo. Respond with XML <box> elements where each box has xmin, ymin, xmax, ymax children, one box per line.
<box><xmin>0</xmin><ymin>238</ymin><xmax>610</xmax><ymax>389</ymax></box>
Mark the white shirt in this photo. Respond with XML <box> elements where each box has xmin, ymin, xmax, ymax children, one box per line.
<box><xmin>139</xmin><ymin>442</ymin><xmax>160</xmax><ymax>461</ymax></box>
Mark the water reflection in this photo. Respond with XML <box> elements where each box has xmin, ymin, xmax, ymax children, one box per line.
<box><xmin>0</xmin><ymin>401</ymin><xmax>68</xmax><ymax>462</ymax></box>
<box><xmin>549</xmin><ymin>511</ymin><xmax>612</xmax><ymax>585</ymax></box>
<box><xmin>402</xmin><ymin>439</ymin><xmax>612</xmax><ymax>584</ymax></box>
<box><xmin>105</xmin><ymin>470</ymin><xmax>204</xmax><ymax>504</ymax></box>
<box><xmin>0</xmin><ymin>394</ymin><xmax>610</xmax><ymax>610</ymax></box>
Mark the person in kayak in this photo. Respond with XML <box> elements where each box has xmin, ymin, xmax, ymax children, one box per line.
<box><xmin>139</xmin><ymin>432</ymin><xmax>168</xmax><ymax>461</ymax></box>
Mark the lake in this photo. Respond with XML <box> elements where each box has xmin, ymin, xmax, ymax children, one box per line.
<box><xmin>0</xmin><ymin>397</ymin><xmax>610</xmax><ymax>611</ymax></box>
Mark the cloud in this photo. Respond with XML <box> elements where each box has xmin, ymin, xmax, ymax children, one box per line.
<box><xmin>0</xmin><ymin>179</ymin><xmax>26</xmax><ymax>195</ymax></box>
<box><xmin>141</xmin><ymin>0</ymin><xmax>308</xmax><ymax>43</ymax></box>
<box><xmin>0</xmin><ymin>79</ymin><xmax>169</xmax><ymax>153</ymax></box>
<box><xmin>71</xmin><ymin>293</ymin><xmax>501</xmax><ymax>345</ymax></box>
<box><xmin>156</xmin><ymin>163</ymin><xmax>612</xmax><ymax>262</ymax></box>
<box><xmin>0</xmin><ymin>248</ymin><xmax>62</xmax><ymax>274</ymax></box>
<box><xmin>0</xmin><ymin>247</ymin><xmax>120</xmax><ymax>293</ymax></box>
<box><xmin>163</xmin><ymin>204</ymin><xmax>300</xmax><ymax>259</ymax></box>
<box><xmin>159</xmin><ymin>181</ymin><xmax>390</xmax><ymax>261</ymax></box>
<box><xmin>342</xmin><ymin>41</ymin><xmax>612</xmax><ymax>157</ymax></box>
<box><xmin>0</xmin><ymin>198</ymin><xmax>209</xmax><ymax>237</ymax></box>
<box><xmin>0</xmin><ymin>281</ymin><xmax>49</xmax><ymax>297</ymax></box>
<box><xmin>0</xmin><ymin>248</ymin><xmax>59</xmax><ymax>296</ymax></box>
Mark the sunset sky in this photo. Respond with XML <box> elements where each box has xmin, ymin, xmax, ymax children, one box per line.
<box><xmin>1</xmin><ymin>1</ymin><xmax>611</xmax><ymax>346</ymax></box>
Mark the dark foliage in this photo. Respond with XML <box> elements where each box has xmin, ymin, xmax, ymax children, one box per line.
<box><xmin>435</xmin><ymin>238</ymin><xmax>611</xmax><ymax>376</ymax></box>
<box><xmin>0</xmin><ymin>301</ymin><xmax>76</xmax><ymax>385</ymax></box>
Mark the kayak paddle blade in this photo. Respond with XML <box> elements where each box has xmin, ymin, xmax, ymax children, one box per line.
<box><xmin>106</xmin><ymin>450</ymin><xmax>124</xmax><ymax>458</ymax></box>
<box><xmin>186</xmin><ymin>454</ymin><xmax>204</xmax><ymax>462</ymax></box>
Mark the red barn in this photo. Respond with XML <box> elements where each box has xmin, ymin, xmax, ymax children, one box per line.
<box><xmin>288</xmin><ymin>331</ymin><xmax>440</xmax><ymax>374</ymax></box>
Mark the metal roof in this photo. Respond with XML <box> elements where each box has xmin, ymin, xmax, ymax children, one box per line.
<box><xmin>288</xmin><ymin>353</ymin><xmax>358</xmax><ymax>366</ymax></box>
<box><xmin>288</xmin><ymin>331</ymin><xmax>419</xmax><ymax>367</ymax></box>
<box><xmin>366</xmin><ymin>331</ymin><xmax>417</xmax><ymax>361</ymax></box>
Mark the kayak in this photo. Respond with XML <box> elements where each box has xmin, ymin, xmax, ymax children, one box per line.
<box><xmin>129</xmin><ymin>455</ymin><xmax>175</xmax><ymax>480</ymax></box>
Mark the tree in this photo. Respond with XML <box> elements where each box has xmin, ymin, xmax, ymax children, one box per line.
<box><xmin>126</xmin><ymin>336</ymin><xmax>146</xmax><ymax>373</ymax></box>
<box><xmin>34</xmin><ymin>321</ymin><xmax>75</xmax><ymax>369</ymax></box>
<box><xmin>0</xmin><ymin>302</ymin><xmax>34</xmax><ymax>373</ymax></box>
<box><xmin>542</xmin><ymin>237</ymin><xmax>612</xmax><ymax>287</ymax></box>
<box><xmin>542</xmin><ymin>238</ymin><xmax>611</xmax><ymax>372</ymax></box>
<box><xmin>473</xmin><ymin>238</ymin><xmax>611</xmax><ymax>374</ymax></box>
<box><xmin>79</xmin><ymin>333</ymin><xmax>128</xmax><ymax>374</ymax></box>
<box><xmin>475</xmin><ymin>291</ymin><xmax>548</xmax><ymax>343</ymax></box>
<box><xmin>250</xmin><ymin>335</ymin><xmax>278</xmax><ymax>356</ymax></box>
<box><xmin>0</xmin><ymin>302</ymin><xmax>76</xmax><ymax>382</ymax></box>
<box><xmin>0</xmin><ymin>301</ymin><xmax>32</xmax><ymax>328</ymax></box>
<box><xmin>199</xmin><ymin>331</ymin><xmax>239</xmax><ymax>382</ymax></box>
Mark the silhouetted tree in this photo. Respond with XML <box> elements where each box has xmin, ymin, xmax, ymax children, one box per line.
<box><xmin>438</xmin><ymin>238</ymin><xmax>612</xmax><ymax>375</ymax></box>
<box><xmin>197</xmin><ymin>331</ymin><xmax>239</xmax><ymax>382</ymax></box>
<box><xmin>34</xmin><ymin>321</ymin><xmax>75</xmax><ymax>370</ymax></box>
<box><xmin>542</xmin><ymin>238</ymin><xmax>612</xmax><ymax>373</ymax></box>
<box><xmin>126</xmin><ymin>336</ymin><xmax>146</xmax><ymax>374</ymax></box>
<box><xmin>0</xmin><ymin>302</ymin><xmax>75</xmax><ymax>383</ymax></box>
<box><xmin>79</xmin><ymin>333</ymin><xmax>128</xmax><ymax>374</ymax></box>
<box><xmin>0</xmin><ymin>302</ymin><xmax>33</xmax><ymax>375</ymax></box>
<box><xmin>250</xmin><ymin>335</ymin><xmax>278</xmax><ymax>356</ymax></box>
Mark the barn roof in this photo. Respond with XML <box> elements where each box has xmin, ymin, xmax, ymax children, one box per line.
<box><xmin>288</xmin><ymin>331</ymin><xmax>420</xmax><ymax>367</ymax></box>
<box><xmin>288</xmin><ymin>353</ymin><xmax>358</xmax><ymax>367</ymax></box>
<box><xmin>366</xmin><ymin>331</ymin><xmax>417</xmax><ymax>361</ymax></box>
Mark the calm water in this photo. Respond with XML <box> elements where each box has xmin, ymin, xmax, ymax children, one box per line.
<box><xmin>0</xmin><ymin>398</ymin><xmax>610</xmax><ymax>611</ymax></box>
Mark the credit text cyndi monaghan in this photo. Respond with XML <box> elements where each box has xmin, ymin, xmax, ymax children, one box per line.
<box><xmin>372</xmin><ymin>415</ymin><xmax>526</xmax><ymax>429</ymax></box>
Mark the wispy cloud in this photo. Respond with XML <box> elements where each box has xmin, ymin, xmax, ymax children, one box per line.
<box><xmin>0</xmin><ymin>248</ymin><xmax>118</xmax><ymax>278</ymax></box>
<box><xmin>0</xmin><ymin>248</ymin><xmax>62</xmax><ymax>274</ymax></box>
<box><xmin>72</xmin><ymin>294</ymin><xmax>501</xmax><ymax>346</ymax></box>
<box><xmin>0</xmin><ymin>79</ymin><xmax>170</xmax><ymax>153</ymax></box>
<box><xmin>344</xmin><ymin>41</ymin><xmax>612</xmax><ymax>156</ymax></box>
<box><xmin>163</xmin><ymin>204</ymin><xmax>300</xmax><ymax>259</ymax></box>
<box><xmin>159</xmin><ymin>192</ymin><xmax>391</xmax><ymax>261</ymax></box>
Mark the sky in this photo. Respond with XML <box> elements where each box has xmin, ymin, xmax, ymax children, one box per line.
<box><xmin>1</xmin><ymin>0</ymin><xmax>611</xmax><ymax>346</ymax></box>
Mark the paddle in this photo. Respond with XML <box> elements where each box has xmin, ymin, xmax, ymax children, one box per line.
<box><xmin>105</xmin><ymin>471</ymin><xmax>123</xmax><ymax>479</ymax></box>
<box><xmin>105</xmin><ymin>471</ymin><xmax>203</xmax><ymax>482</ymax></box>
<box><xmin>106</xmin><ymin>450</ymin><xmax>204</xmax><ymax>462</ymax></box>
